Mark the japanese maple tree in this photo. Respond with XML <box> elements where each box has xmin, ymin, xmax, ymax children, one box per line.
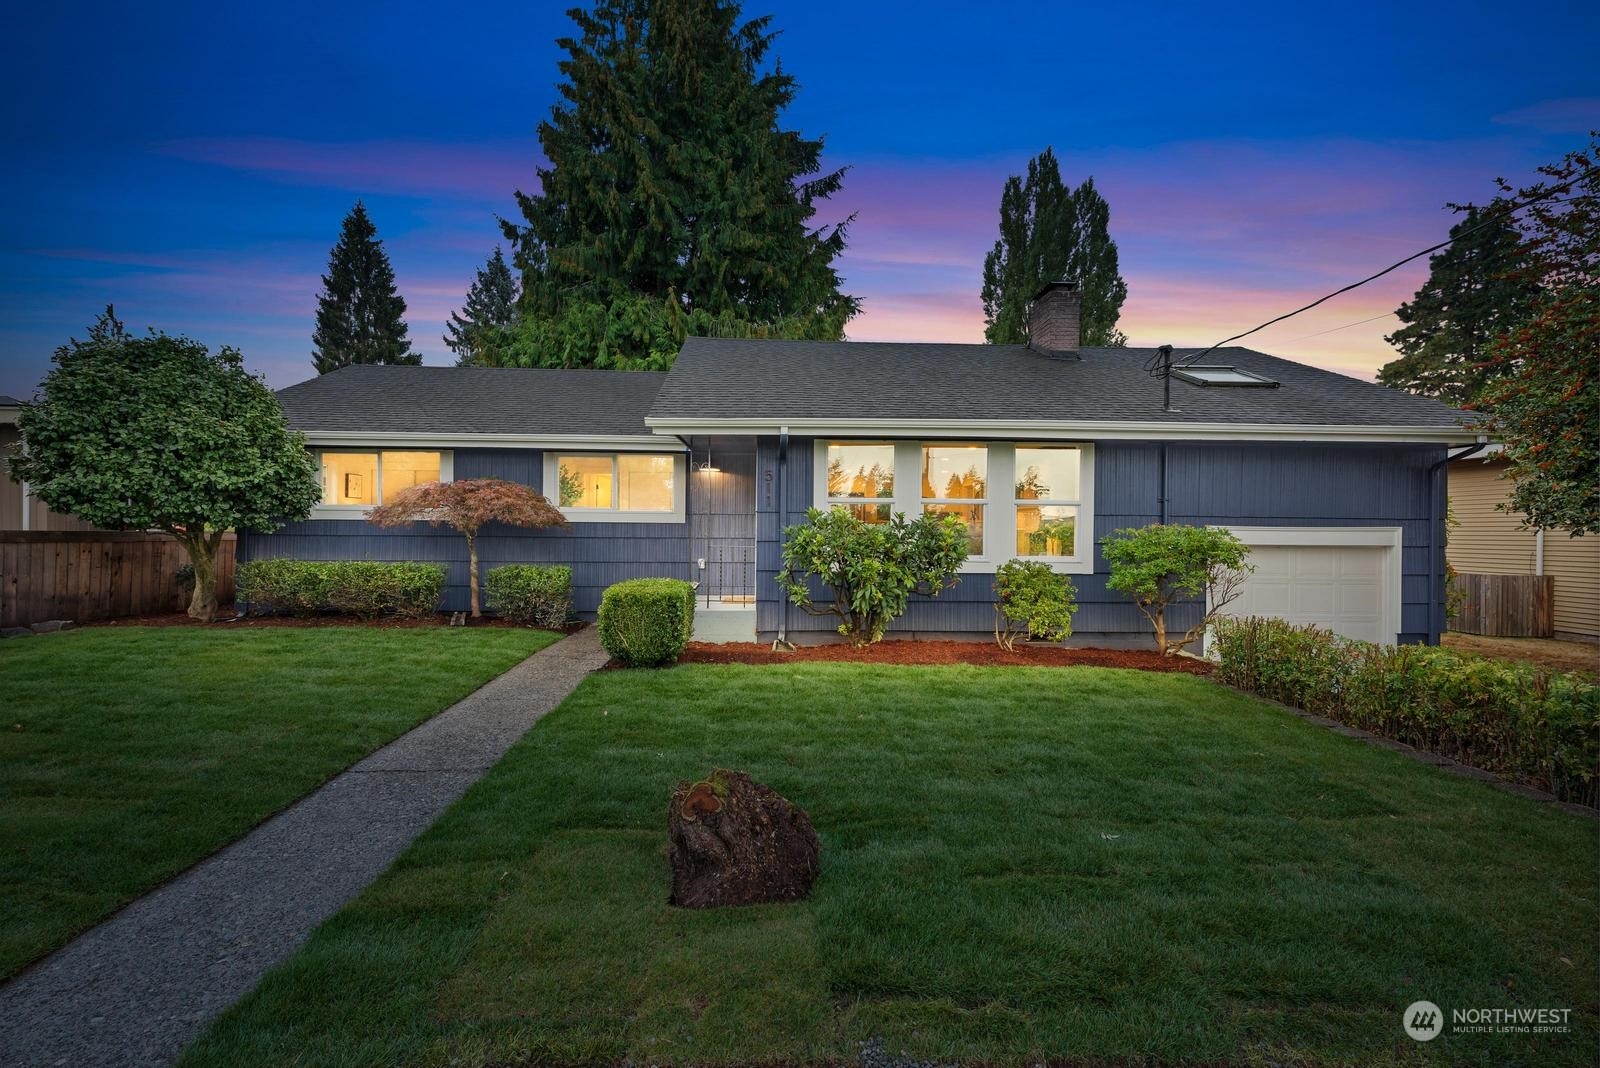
<box><xmin>367</xmin><ymin>479</ymin><xmax>568</xmax><ymax>618</ymax></box>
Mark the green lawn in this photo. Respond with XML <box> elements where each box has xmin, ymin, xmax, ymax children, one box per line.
<box><xmin>0</xmin><ymin>625</ymin><xmax>560</xmax><ymax>979</ymax></box>
<box><xmin>183</xmin><ymin>664</ymin><xmax>1598</xmax><ymax>1067</ymax></box>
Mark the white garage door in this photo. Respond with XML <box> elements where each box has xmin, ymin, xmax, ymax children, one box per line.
<box><xmin>1217</xmin><ymin>529</ymin><xmax>1401</xmax><ymax>645</ymax></box>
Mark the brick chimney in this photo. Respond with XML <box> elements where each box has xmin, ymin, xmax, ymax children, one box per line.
<box><xmin>1027</xmin><ymin>279</ymin><xmax>1081</xmax><ymax>353</ymax></box>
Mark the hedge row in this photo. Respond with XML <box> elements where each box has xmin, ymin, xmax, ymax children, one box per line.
<box><xmin>598</xmin><ymin>578</ymin><xmax>695</xmax><ymax>667</ymax></box>
<box><xmin>484</xmin><ymin>564</ymin><xmax>573</xmax><ymax>628</ymax></box>
<box><xmin>236</xmin><ymin>559</ymin><xmax>446</xmax><ymax>619</ymax></box>
<box><xmin>1211</xmin><ymin>616</ymin><xmax>1600</xmax><ymax>807</ymax></box>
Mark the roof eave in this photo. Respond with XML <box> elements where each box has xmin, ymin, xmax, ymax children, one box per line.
<box><xmin>643</xmin><ymin>416</ymin><xmax>1485</xmax><ymax>445</ymax></box>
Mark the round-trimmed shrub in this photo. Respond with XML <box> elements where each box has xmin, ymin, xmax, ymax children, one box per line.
<box><xmin>484</xmin><ymin>564</ymin><xmax>573</xmax><ymax>628</ymax></box>
<box><xmin>597</xmin><ymin>578</ymin><xmax>696</xmax><ymax>667</ymax></box>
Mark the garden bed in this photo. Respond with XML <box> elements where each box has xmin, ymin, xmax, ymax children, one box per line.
<box><xmin>676</xmin><ymin>639</ymin><xmax>1212</xmax><ymax>674</ymax></box>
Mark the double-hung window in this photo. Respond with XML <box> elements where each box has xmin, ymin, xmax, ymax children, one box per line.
<box><xmin>815</xmin><ymin>440</ymin><xmax>1093</xmax><ymax>573</ymax></box>
<box><xmin>1013</xmin><ymin>446</ymin><xmax>1082</xmax><ymax>559</ymax></box>
<box><xmin>921</xmin><ymin>444</ymin><xmax>988</xmax><ymax>557</ymax></box>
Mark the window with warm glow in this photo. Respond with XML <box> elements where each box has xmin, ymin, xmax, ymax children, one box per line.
<box><xmin>1014</xmin><ymin>446</ymin><xmax>1081</xmax><ymax>558</ymax></box>
<box><xmin>556</xmin><ymin>453</ymin><xmax>676</xmax><ymax>512</ymax></box>
<box><xmin>824</xmin><ymin>442</ymin><xmax>894</xmax><ymax>524</ymax></box>
<box><xmin>922</xmin><ymin>444</ymin><xmax>987</xmax><ymax>556</ymax></box>
<box><xmin>318</xmin><ymin>451</ymin><xmax>445</xmax><ymax>507</ymax></box>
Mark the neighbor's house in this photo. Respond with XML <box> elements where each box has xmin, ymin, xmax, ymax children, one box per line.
<box><xmin>241</xmin><ymin>283</ymin><xmax>1480</xmax><ymax>646</ymax></box>
<box><xmin>0</xmin><ymin>395</ymin><xmax>95</xmax><ymax>532</ymax></box>
<box><xmin>1448</xmin><ymin>448</ymin><xmax>1598</xmax><ymax>641</ymax></box>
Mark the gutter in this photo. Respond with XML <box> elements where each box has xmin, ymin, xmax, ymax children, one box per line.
<box><xmin>644</xmin><ymin>417</ymin><xmax>1485</xmax><ymax>445</ymax></box>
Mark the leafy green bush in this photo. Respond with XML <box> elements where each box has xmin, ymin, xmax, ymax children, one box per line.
<box><xmin>1102</xmin><ymin>524</ymin><xmax>1252</xmax><ymax>655</ymax></box>
<box><xmin>1212</xmin><ymin>616</ymin><xmax>1600</xmax><ymax>807</ymax></box>
<box><xmin>484</xmin><ymin>564</ymin><xmax>573</xmax><ymax>628</ymax></box>
<box><xmin>777</xmin><ymin>506</ymin><xmax>969</xmax><ymax>646</ymax></box>
<box><xmin>993</xmin><ymin>560</ymin><xmax>1078</xmax><ymax>651</ymax></box>
<box><xmin>236</xmin><ymin>559</ymin><xmax>446</xmax><ymax>619</ymax></box>
<box><xmin>597</xmin><ymin>578</ymin><xmax>696</xmax><ymax>667</ymax></box>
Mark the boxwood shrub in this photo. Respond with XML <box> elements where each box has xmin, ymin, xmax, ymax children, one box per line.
<box><xmin>484</xmin><ymin>564</ymin><xmax>573</xmax><ymax>628</ymax></box>
<box><xmin>1211</xmin><ymin>616</ymin><xmax>1600</xmax><ymax>807</ymax></box>
<box><xmin>236</xmin><ymin>559</ymin><xmax>447</xmax><ymax>619</ymax></box>
<box><xmin>597</xmin><ymin>578</ymin><xmax>696</xmax><ymax>667</ymax></box>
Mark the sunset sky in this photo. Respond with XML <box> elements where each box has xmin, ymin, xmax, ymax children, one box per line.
<box><xmin>2</xmin><ymin>0</ymin><xmax>1595</xmax><ymax>397</ymax></box>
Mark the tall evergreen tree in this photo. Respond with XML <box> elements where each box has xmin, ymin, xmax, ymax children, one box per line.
<box><xmin>981</xmin><ymin>148</ymin><xmax>1128</xmax><ymax>347</ymax></box>
<box><xmin>1377</xmin><ymin>206</ymin><xmax>1541</xmax><ymax>406</ymax></box>
<box><xmin>311</xmin><ymin>201</ymin><xmax>421</xmax><ymax>374</ymax></box>
<box><xmin>444</xmin><ymin>247</ymin><xmax>520</xmax><ymax>366</ymax></box>
<box><xmin>499</xmin><ymin>0</ymin><xmax>857</xmax><ymax>369</ymax></box>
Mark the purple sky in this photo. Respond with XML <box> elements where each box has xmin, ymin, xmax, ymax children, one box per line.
<box><xmin>1</xmin><ymin>2</ymin><xmax>1596</xmax><ymax>397</ymax></box>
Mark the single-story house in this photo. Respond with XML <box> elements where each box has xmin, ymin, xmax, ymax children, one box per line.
<box><xmin>1448</xmin><ymin>448</ymin><xmax>1598</xmax><ymax>641</ymax></box>
<box><xmin>243</xmin><ymin>283</ymin><xmax>1481</xmax><ymax>646</ymax></box>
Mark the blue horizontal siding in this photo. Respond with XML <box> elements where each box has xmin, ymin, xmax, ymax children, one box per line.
<box><xmin>756</xmin><ymin>438</ymin><xmax>1444</xmax><ymax>644</ymax></box>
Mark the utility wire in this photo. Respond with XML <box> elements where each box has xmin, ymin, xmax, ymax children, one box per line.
<box><xmin>1148</xmin><ymin>177</ymin><xmax>1592</xmax><ymax>376</ymax></box>
<box><xmin>1282</xmin><ymin>312</ymin><xmax>1397</xmax><ymax>343</ymax></box>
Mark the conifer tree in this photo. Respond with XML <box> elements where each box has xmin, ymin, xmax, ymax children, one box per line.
<box><xmin>1377</xmin><ymin>207</ymin><xmax>1541</xmax><ymax>406</ymax></box>
<box><xmin>444</xmin><ymin>247</ymin><xmax>520</xmax><ymax>366</ymax></box>
<box><xmin>311</xmin><ymin>201</ymin><xmax>421</xmax><ymax>374</ymax></box>
<box><xmin>981</xmin><ymin>148</ymin><xmax>1128</xmax><ymax>347</ymax></box>
<box><xmin>499</xmin><ymin>0</ymin><xmax>857</xmax><ymax>369</ymax></box>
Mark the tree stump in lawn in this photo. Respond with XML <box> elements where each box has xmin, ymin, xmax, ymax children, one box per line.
<box><xmin>667</xmin><ymin>769</ymin><xmax>820</xmax><ymax>909</ymax></box>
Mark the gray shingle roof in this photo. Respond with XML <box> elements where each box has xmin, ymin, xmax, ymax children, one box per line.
<box><xmin>649</xmin><ymin>338</ymin><xmax>1474</xmax><ymax>430</ymax></box>
<box><xmin>0</xmin><ymin>395</ymin><xmax>20</xmax><ymax>407</ymax></box>
<box><xmin>276</xmin><ymin>365</ymin><xmax>665</xmax><ymax>438</ymax></box>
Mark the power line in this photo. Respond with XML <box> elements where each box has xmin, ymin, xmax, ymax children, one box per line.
<box><xmin>1156</xmin><ymin>180</ymin><xmax>1591</xmax><ymax>372</ymax></box>
<box><xmin>1283</xmin><ymin>312</ymin><xmax>1397</xmax><ymax>343</ymax></box>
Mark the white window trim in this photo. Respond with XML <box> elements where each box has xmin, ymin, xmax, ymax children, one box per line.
<box><xmin>811</xmin><ymin>440</ymin><xmax>1095</xmax><ymax>575</ymax></box>
<box><xmin>1204</xmin><ymin>525</ymin><xmax>1404</xmax><ymax>651</ymax></box>
<box><xmin>543</xmin><ymin>451</ymin><xmax>687</xmax><ymax>524</ymax></box>
<box><xmin>310</xmin><ymin>449</ymin><xmax>454</xmax><ymax>520</ymax></box>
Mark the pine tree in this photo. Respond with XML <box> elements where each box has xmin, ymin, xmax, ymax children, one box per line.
<box><xmin>311</xmin><ymin>201</ymin><xmax>421</xmax><ymax>374</ymax></box>
<box><xmin>981</xmin><ymin>148</ymin><xmax>1128</xmax><ymax>347</ymax></box>
<box><xmin>1377</xmin><ymin>206</ymin><xmax>1541</xmax><ymax>406</ymax></box>
<box><xmin>499</xmin><ymin>0</ymin><xmax>857</xmax><ymax>369</ymax></box>
<box><xmin>444</xmin><ymin>247</ymin><xmax>520</xmax><ymax>366</ymax></box>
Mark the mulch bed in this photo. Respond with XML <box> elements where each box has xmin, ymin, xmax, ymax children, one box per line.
<box><xmin>676</xmin><ymin>640</ymin><xmax>1212</xmax><ymax>674</ymax></box>
<box><xmin>87</xmin><ymin>612</ymin><xmax>584</xmax><ymax>633</ymax></box>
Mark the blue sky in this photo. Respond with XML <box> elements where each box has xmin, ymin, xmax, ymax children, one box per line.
<box><xmin>1</xmin><ymin>0</ymin><xmax>1595</xmax><ymax>396</ymax></box>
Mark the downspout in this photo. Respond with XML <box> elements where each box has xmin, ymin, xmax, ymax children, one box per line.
<box><xmin>1428</xmin><ymin>440</ymin><xmax>1488</xmax><ymax>643</ymax></box>
<box><xmin>1158</xmin><ymin>443</ymin><xmax>1169</xmax><ymax>524</ymax></box>
<box><xmin>772</xmin><ymin>426</ymin><xmax>794</xmax><ymax>651</ymax></box>
<box><xmin>1535</xmin><ymin>528</ymin><xmax>1545</xmax><ymax>576</ymax></box>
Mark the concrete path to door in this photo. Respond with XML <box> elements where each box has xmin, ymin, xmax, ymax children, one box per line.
<box><xmin>0</xmin><ymin>626</ymin><xmax>610</xmax><ymax>1068</ymax></box>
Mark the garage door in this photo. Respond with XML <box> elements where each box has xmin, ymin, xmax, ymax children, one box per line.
<box><xmin>1218</xmin><ymin>539</ymin><xmax>1395</xmax><ymax>644</ymax></box>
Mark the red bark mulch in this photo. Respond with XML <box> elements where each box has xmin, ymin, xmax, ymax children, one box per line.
<box><xmin>87</xmin><ymin>611</ymin><xmax>584</xmax><ymax>633</ymax></box>
<box><xmin>676</xmin><ymin>640</ymin><xmax>1212</xmax><ymax>674</ymax></box>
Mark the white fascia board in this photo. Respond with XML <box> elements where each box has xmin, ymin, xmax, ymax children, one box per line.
<box><xmin>300</xmin><ymin>430</ymin><xmax>685</xmax><ymax>452</ymax></box>
<box><xmin>644</xmin><ymin>417</ymin><xmax>1484</xmax><ymax>445</ymax></box>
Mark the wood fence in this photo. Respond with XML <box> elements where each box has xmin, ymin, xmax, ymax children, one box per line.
<box><xmin>0</xmin><ymin>532</ymin><xmax>236</xmax><ymax>628</ymax></box>
<box><xmin>1448</xmin><ymin>572</ymin><xmax>1554</xmax><ymax>638</ymax></box>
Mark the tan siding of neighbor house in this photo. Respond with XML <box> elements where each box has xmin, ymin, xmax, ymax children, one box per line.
<box><xmin>1448</xmin><ymin>458</ymin><xmax>1598</xmax><ymax>638</ymax></box>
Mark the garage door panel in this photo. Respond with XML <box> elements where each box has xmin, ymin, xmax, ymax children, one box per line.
<box><xmin>1220</xmin><ymin>540</ymin><xmax>1395</xmax><ymax>645</ymax></box>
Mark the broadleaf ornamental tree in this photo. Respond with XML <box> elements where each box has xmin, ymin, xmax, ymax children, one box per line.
<box><xmin>367</xmin><ymin>479</ymin><xmax>569</xmax><ymax>618</ymax></box>
<box><xmin>498</xmin><ymin>0</ymin><xmax>858</xmax><ymax>369</ymax></box>
<box><xmin>1102</xmin><ymin>524</ymin><xmax>1253</xmax><ymax>655</ymax></box>
<box><xmin>981</xmin><ymin>148</ymin><xmax>1128</xmax><ymax>347</ymax></box>
<box><xmin>445</xmin><ymin>247</ymin><xmax>520</xmax><ymax>366</ymax></box>
<box><xmin>777</xmin><ymin>506</ymin><xmax>969</xmax><ymax>646</ymax></box>
<box><xmin>1473</xmin><ymin>135</ymin><xmax>1600</xmax><ymax>534</ymax></box>
<box><xmin>7</xmin><ymin>308</ymin><xmax>321</xmax><ymax>621</ymax></box>
<box><xmin>312</xmin><ymin>201</ymin><xmax>422</xmax><ymax>374</ymax></box>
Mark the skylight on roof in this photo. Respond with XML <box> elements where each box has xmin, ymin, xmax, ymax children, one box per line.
<box><xmin>1171</xmin><ymin>365</ymin><xmax>1278</xmax><ymax>388</ymax></box>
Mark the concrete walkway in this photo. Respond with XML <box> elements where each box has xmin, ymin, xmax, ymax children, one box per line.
<box><xmin>0</xmin><ymin>626</ymin><xmax>609</xmax><ymax>1068</ymax></box>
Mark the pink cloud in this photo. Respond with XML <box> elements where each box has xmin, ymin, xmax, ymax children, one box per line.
<box><xmin>1492</xmin><ymin>98</ymin><xmax>1600</xmax><ymax>134</ymax></box>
